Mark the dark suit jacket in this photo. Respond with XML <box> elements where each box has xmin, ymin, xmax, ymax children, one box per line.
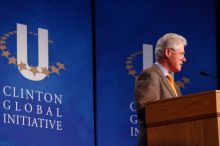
<box><xmin>134</xmin><ymin>64</ymin><xmax>181</xmax><ymax>146</ymax></box>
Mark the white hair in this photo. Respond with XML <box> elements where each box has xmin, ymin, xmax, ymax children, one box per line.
<box><xmin>155</xmin><ymin>33</ymin><xmax>187</xmax><ymax>61</ymax></box>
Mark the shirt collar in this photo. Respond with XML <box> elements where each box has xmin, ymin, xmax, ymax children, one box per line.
<box><xmin>155</xmin><ymin>62</ymin><xmax>170</xmax><ymax>76</ymax></box>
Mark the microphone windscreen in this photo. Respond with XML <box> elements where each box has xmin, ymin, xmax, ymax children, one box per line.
<box><xmin>200</xmin><ymin>71</ymin><xmax>209</xmax><ymax>76</ymax></box>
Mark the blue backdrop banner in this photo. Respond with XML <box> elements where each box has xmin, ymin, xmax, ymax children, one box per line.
<box><xmin>0</xmin><ymin>0</ymin><xmax>94</xmax><ymax>146</ymax></box>
<box><xmin>95</xmin><ymin>0</ymin><xmax>216</xmax><ymax>146</ymax></box>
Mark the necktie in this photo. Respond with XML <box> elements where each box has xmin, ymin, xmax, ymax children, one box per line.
<box><xmin>166</xmin><ymin>74</ymin><xmax>178</xmax><ymax>96</ymax></box>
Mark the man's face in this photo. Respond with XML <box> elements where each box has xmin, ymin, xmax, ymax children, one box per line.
<box><xmin>166</xmin><ymin>44</ymin><xmax>186</xmax><ymax>73</ymax></box>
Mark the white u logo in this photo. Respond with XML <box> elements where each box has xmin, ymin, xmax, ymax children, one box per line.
<box><xmin>17</xmin><ymin>23</ymin><xmax>48</xmax><ymax>81</ymax></box>
<box><xmin>143</xmin><ymin>44</ymin><xmax>153</xmax><ymax>69</ymax></box>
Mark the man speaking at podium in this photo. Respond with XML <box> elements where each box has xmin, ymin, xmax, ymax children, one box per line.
<box><xmin>134</xmin><ymin>33</ymin><xmax>187</xmax><ymax>146</ymax></box>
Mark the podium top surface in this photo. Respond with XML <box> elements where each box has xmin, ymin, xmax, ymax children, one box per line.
<box><xmin>145</xmin><ymin>90</ymin><xmax>220</xmax><ymax>126</ymax></box>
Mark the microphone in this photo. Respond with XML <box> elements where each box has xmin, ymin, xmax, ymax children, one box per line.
<box><xmin>200</xmin><ymin>71</ymin><xmax>220</xmax><ymax>81</ymax></box>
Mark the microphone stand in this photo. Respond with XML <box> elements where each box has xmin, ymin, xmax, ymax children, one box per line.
<box><xmin>200</xmin><ymin>71</ymin><xmax>220</xmax><ymax>81</ymax></box>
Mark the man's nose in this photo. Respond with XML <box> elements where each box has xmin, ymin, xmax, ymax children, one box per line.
<box><xmin>182</xmin><ymin>56</ymin><xmax>186</xmax><ymax>62</ymax></box>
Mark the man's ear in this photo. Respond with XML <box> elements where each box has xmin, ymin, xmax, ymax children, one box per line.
<box><xmin>164</xmin><ymin>48</ymin><xmax>170</xmax><ymax>58</ymax></box>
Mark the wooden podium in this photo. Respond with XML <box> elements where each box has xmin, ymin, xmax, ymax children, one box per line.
<box><xmin>145</xmin><ymin>90</ymin><xmax>220</xmax><ymax>146</ymax></box>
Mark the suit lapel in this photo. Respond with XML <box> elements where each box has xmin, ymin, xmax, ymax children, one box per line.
<box><xmin>174</xmin><ymin>83</ymin><xmax>181</xmax><ymax>96</ymax></box>
<box><xmin>152</xmin><ymin>64</ymin><xmax>178</xmax><ymax>97</ymax></box>
<box><xmin>162</xmin><ymin>77</ymin><xmax>177</xmax><ymax>97</ymax></box>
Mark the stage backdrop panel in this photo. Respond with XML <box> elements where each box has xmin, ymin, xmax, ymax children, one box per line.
<box><xmin>0</xmin><ymin>0</ymin><xmax>94</xmax><ymax>146</ymax></box>
<box><xmin>95</xmin><ymin>0</ymin><xmax>216</xmax><ymax>146</ymax></box>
